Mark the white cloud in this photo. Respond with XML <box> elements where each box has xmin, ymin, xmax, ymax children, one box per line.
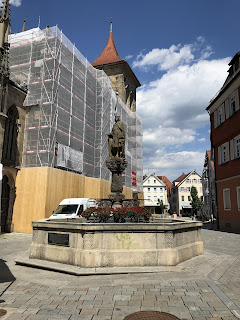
<box><xmin>144</xmin><ymin>127</ymin><xmax>195</xmax><ymax>149</ymax></box>
<box><xmin>133</xmin><ymin>37</ymin><xmax>213</xmax><ymax>71</ymax></box>
<box><xmin>143</xmin><ymin>151</ymin><xmax>205</xmax><ymax>181</ymax></box>
<box><xmin>9</xmin><ymin>0</ymin><xmax>21</xmax><ymax>6</ymax></box>
<box><xmin>125</xmin><ymin>54</ymin><xmax>133</xmax><ymax>60</ymax></box>
<box><xmin>137</xmin><ymin>58</ymin><xmax>229</xmax><ymax>132</ymax></box>
<box><xmin>134</xmin><ymin>38</ymin><xmax>230</xmax><ymax>180</ymax></box>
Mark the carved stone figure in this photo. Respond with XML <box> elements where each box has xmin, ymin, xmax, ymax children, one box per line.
<box><xmin>108</xmin><ymin>115</ymin><xmax>125</xmax><ymax>159</ymax></box>
<box><xmin>106</xmin><ymin>115</ymin><xmax>127</xmax><ymax>207</ymax></box>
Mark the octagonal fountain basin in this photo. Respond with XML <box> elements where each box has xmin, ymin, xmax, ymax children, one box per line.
<box><xmin>30</xmin><ymin>219</ymin><xmax>203</xmax><ymax>267</ymax></box>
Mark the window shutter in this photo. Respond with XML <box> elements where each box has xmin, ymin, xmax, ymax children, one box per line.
<box><xmin>235</xmin><ymin>89</ymin><xmax>240</xmax><ymax>111</ymax></box>
<box><xmin>226</xmin><ymin>142</ymin><xmax>230</xmax><ymax>162</ymax></box>
<box><xmin>218</xmin><ymin>146</ymin><xmax>221</xmax><ymax>165</ymax></box>
<box><xmin>225</xmin><ymin>99</ymin><xmax>229</xmax><ymax>119</ymax></box>
<box><xmin>230</xmin><ymin>139</ymin><xmax>234</xmax><ymax>160</ymax></box>
<box><xmin>221</xmin><ymin>104</ymin><xmax>225</xmax><ymax>121</ymax></box>
<box><xmin>214</xmin><ymin>111</ymin><xmax>218</xmax><ymax>128</ymax></box>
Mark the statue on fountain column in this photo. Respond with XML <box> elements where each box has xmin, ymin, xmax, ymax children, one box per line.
<box><xmin>106</xmin><ymin>115</ymin><xmax>128</xmax><ymax>207</ymax></box>
<box><xmin>108</xmin><ymin>115</ymin><xmax>125</xmax><ymax>160</ymax></box>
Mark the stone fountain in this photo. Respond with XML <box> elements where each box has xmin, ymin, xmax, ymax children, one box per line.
<box><xmin>28</xmin><ymin>115</ymin><xmax>204</xmax><ymax>268</ymax></box>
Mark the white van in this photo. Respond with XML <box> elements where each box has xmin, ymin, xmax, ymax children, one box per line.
<box><xmin>48</xmin><ymin>198</ymin><xmax>98</xmax><ymax>220</ymax></box>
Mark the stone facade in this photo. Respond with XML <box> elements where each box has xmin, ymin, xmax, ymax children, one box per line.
<box><xmin>0</xmin><ymin>81</ymin><xmax>27</xmax><ymax>232</ymax></box>
<box><xmin>95</xmin><ymin>62</ymin><xmax>139</xmax><ymax>112</ymax></box>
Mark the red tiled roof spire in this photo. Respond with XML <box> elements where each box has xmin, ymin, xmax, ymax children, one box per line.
<box><xmin>92</xmin><ymin>19</ymin><xmax>123</xmax><ymax>66</ymax></box>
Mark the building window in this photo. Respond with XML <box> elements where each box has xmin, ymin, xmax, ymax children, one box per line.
<box><xmin>181</xmin><ymin>187</ymin><xmax>184</xmax><ymax>192</ymax></box>
<box><xmin>214</xmin><ymin>104</ymin><xmax>225</xmax><ymax>127</ymax></box>
<box><xmin>187</xmin><ymin>187</ymin><xmax>190</xmax><ymax>192</ymax></box>
<box><xmin>218</xmin><ymin>142</ymin><xmax>229</xmax><ymax>164</ymax></box>
<box><xmin>223</xmin><ymin>189</ymin><xmax>231</xmax><ymax>210</ymax></box>
<box><xmin>237</xmin><ymin>187</ymin><xmax>240</xmax><ymax>210</ymax></box>
<box><xmin>154</xmin><ymin>179</ymin><xmax>156</xmax><ymax>183</ymax></box>
<box><xmin>2</xmin><ymin>106</ymin><xmax>19</xmax><ymax>167</ymax></box>
<box><xmin>160</xmin><ymin>188</ymin><xmax>162</xmax><ymax>192</ymax></box>
<box><xmin>154</xmin><ymin>196</ymin><xmax>157</xmax><ymax>200</ymax></box>
<box><xmin>182</xmin><ymin>196</ymin><xmax>184</xmax><ymax>201</ymax></box>
<box><xmin>186</xmin><ymin>179</ymin><xmax>190</xmax><ymax>183</ymax></box>
<box><xmin>192</xmin><ymin>179</ymin><xmax>197</xmax><ymax>184</ymax></box>
<box><xmin>235</xmin><ymin>137</ymin><xmax>240</xmax><ymax>158</ymax></box>
<box><xmin>222</xmin><ymin>145</ymin><xmax>227</xmax><ymax>163</ymax></box>
<box><xmin>230</xmin><ymin>97</ymin><xmax>236</xmax><ymax>116</ymax></box>
<box><xmin>218</xmin><ymin>107</ymin><xmax>223</xmax><ymax>125</ymax></box>
<box><xmin>148</xmin><ymin>188</ymin><xmax>150</xmax><ymax>192</ymax></box>
<box><xmin>188</xmin><ymin>196</ymin><xmax>191</xmax><ymax>201</ymax></box>
<box><xmin>154</xmin><ymin>187</ymin><xmax>157</xmax><ymax>192</ymax></box>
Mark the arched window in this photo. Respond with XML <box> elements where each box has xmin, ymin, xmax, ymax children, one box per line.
<box><xmin>2</xmin><ymin>105</ymin><xmax>19</xmax><ymax>166</ymax></box>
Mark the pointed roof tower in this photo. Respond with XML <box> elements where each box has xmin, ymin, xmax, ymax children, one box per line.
<box><xmin>92</xmin><ymin>19</ymin><xmax>122</xmax><ymax>66</ymax></box>
<box><xmin>92</xmin><ymin>20</ymin><xmax>140</xmax><ymax>111</ymax></box>
<box><xmin>0</xmin><ymin>0</ymin><xmax>10</xmax><ymax>48</ymax></box>
<box><xmin>22</xmin><ymin>19</ymin><xmax>26</xmax><ymax>32</ymax></box>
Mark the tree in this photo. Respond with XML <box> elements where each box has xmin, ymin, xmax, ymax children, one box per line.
<box><xmin>190</xmin><ymin>186</ymin><xmax>203</xmax><ymax>217</ymax></box>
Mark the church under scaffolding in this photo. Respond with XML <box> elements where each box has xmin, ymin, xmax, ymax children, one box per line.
<box><xmin>9</xmin><ymin>26</ymin><xmax>143</xmax><ymax>191</ymax></box>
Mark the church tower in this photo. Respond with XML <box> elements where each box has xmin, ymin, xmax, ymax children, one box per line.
<box><xmin>92</xmin><ymin>21</ymin><xmax>140</xmax><ymax>112</ymax></box>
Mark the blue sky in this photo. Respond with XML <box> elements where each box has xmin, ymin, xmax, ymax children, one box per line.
<box><xmin>9</xmin><ymin>0</ymin><xmax>240</xmax><ymax>181</ymax></box>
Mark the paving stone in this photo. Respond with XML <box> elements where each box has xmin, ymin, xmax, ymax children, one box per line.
<box><xmin>113</xmin><ymin>295</ymin><xmax>131</xmax><ymax>301</ymax></box>
<box><xmin>37</xmin><ymin>308</ymin><xmax>59</xmax><ymax>315</ymax></box>
<box><xmin>190</xmin><ymin>310</ymin><xmax>212</xmax><ymax>317</ymax></box>
<box><xmin>25</xmin><ymin>315</ymin><xmax>49</xmax><ymax>320</ymax></box>
<box><xmin>97</xmin><ymin>308</ymin><xmax>113</xmax><ymax>316</ymax></box>
<box><xmin>141</xmin><ymin>300</ymin><xmax>155</xmax><ymax>307</ymax></box>
<box><xmin>80</xmin><ymin>308</ymin><xmax>99</xmax><ymax>315</ymax></box>
<box><xmin>47</xmin><ymin>315</ymin><xmax>71</xmax><ymax>320</ymax></box>
<box><xmin>4</xmin><ymin>314</ymin><xmax>28</xmax><ymax>320</ymax></box>
<box><xmin>70</xmin><ymin>316</ymin><xmax>93</xmax><ymax>320</ymax></box>
<box><xmin>92</xmin><ymin>316</ymin><xmax>111</xmax><ymax>320</ymax></box>
<box><xmin>58</xmin><ymin>308</ymin><xmax>80</xmax><ymax>315</ymax></box>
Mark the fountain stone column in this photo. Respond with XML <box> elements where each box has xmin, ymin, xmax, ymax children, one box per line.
<box><xmin>107</xmin><ymin>115</ymin><xmax>128</xmax><ymax>208</ymax></box>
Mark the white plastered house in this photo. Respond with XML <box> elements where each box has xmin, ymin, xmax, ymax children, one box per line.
<box><xmin>143</xmin><ymin>174</ymin><xmax>167</xmax><ymax>214</ymax></box>
<box><xmin>171</xmin><ymin>170</ymin><xmax>203</xmax><ymax>216</ymax></box>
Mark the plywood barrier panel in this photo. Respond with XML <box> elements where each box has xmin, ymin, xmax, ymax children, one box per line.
<box><xmin>45</xmin><ymin>167</ymin><xmax>86</xmax><ymax>219</ymax></box>
<box><xmin>84</xmin><ymin>177</ymin><xmax>101</xmax><ymax>199</ymax></box>
<box><xmin>12</xmin><ymin>167</ymin><xmax>49</xmax><ymax>233</ymax></box>
<box><xmin>123</xmin><ymin>186</ymin><xmax>133</xmax><ymax>200</ymax></box>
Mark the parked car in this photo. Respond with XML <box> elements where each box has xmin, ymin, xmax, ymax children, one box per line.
<box><xmin>48</xmin><ymin>198</ymin><xmax>98</xmax><ymax>220</ymax></box>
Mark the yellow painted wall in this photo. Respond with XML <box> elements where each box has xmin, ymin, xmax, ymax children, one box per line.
<box><xmin>12</xmin><ymin>167</ymin><xmax>134</xmax><ymax>233</ymax></box>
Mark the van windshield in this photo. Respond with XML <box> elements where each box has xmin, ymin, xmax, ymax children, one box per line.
<box><xmin>53</xmin><ymin>204</ymin><xmax>78</xmax><ymax>215</ymax></box>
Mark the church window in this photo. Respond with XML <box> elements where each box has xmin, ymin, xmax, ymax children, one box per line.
<box><xmin>2</xmin><ymin>106</ymin><xmax>19</xmax><ymax>166</ymax></box>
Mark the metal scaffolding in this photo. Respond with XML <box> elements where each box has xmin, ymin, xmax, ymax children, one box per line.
<box><xmin>9</xmin><ymin>26</ymin><xmax>143</xmax><ymax>191</ymax></box>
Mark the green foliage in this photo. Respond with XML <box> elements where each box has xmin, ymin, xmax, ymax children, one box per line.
<box><xmin>190</xmin><ymin>186</ymin><xmax>203</xmax><ymax>215</ymax></box>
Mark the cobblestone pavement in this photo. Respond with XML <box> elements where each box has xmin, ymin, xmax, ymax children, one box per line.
<box><xmin>0</xmin><ymin>226</ymin><xmax>240</xmax><ymax>320</ymax></box>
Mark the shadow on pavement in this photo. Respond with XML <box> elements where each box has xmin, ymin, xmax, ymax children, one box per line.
<box><xmin>0</xmin><ymin>259</ymin><xmax>15</xmax><ymax>284</ymax></box>
<box><xmin>202</xmin><ymin>221</ymin><xmax>240</xmax><ymax>234</ymax></box>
